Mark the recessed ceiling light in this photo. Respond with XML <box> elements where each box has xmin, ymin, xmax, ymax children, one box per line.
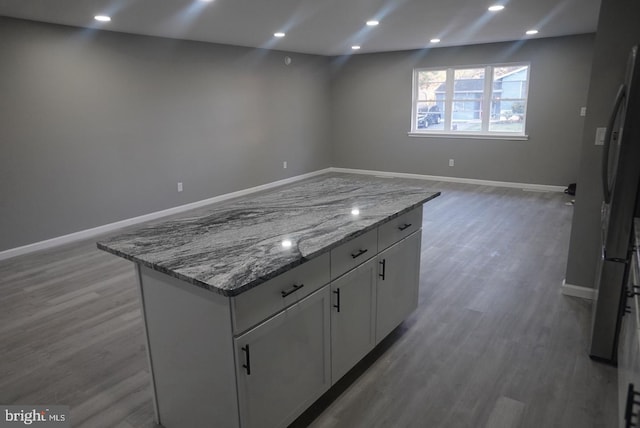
<box><xmin>488</xmin><ymin>5</ymin><xmax>505</xmax><ymax>12</ymax></box>
<box><xmin>94</xmin><ymin>15</ymin><xmax>111</xmax><ymax>22</ymax></box>
<box><xmin>526</xmin><ymin>29</ymin><xmax>539</xmax><ymax>35</ymax></box>
<box><xmin>351</xmin><ymin>45</ymin><xmax>361</xmax><ymax>50</ymax></box>
<box><xmin>274</xmin><ymin>32</ymin><xmax>285</xmax><ymax>38</ymax></box>
<box><xmin>366</xmin><ymin>20</ymin><xmax>379</xmax><ymax>27</ymax></box>
<box><xmin>430</xmin><ymin>38</ymin><xmax>441</xmax><ymax>44</ymax></box>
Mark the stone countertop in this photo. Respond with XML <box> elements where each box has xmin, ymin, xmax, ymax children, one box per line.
<box><xmin>97</xmin><ymin>173</ymin><xmax>440</xmax><ymax>297</ymax></box>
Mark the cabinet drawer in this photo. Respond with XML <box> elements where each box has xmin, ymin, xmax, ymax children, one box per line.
<box><xmin>378</xmin><ymin>206</ymin><xmax>423</xmax><ymax>251</ymax></box>
<box><xmin>231</xmin><ymin>253</ymin><xmax>330</xmax><ymax>335</ymax></box>
<box><xmin>330</xmin><ymin>228</ymin><xmax>378</xmax><ymax>280</ymax></box>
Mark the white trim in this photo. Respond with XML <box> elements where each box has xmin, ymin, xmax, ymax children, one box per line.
<box><xmin>328</xmin><ymin>167</ymin><xmax>566</xmax><ymax>192</ymax></box>
<box><xmin>408</xmin><ymin>132</ymin><xmax>529</xmax><ymax>141</ymax></box>
<box><xmin>561</xmin><ymin>279</ymin><xmax>596</xmax><ymax>300</ymax></box>
<box><xmin>0</xmin><ymin>168</ymin><xmax>331</xmax><ymax>261</ymax></box>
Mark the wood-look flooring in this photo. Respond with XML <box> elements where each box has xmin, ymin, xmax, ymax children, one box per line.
<box><xmin>0</xmin><ymin>181</ymin><xmax>617</xmax><ymax>427</ymax></box>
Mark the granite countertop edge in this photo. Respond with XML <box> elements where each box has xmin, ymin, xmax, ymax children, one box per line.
<box><xmin>97</xmin><ymin>193</ymin><xmax>439</xmax><ymax>297</ymax></box>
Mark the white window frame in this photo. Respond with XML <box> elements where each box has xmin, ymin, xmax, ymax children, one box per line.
<box><xmin>409</xmin><ymin>62</ymin><xmax>531</xmax><ymax>140</ymax></box>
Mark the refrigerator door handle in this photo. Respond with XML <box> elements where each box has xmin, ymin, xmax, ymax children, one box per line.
<box><xmin>602</xmin><ymin>84</ymin><xmax>627</xmax><ymax>204</ymax></box>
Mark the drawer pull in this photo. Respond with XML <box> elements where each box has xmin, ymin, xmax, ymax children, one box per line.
<box><xmin>398</xmin><ymin>223</ymin><xmax>412</xmax><ymax>231</ymax></box>
<box><xmin>379</xmin><ymin>259</ymin><xmax>386</xmax><ymax>280</ymax></box>
<box><xmin>242</xmin><ymin>345</ymin><xmax>251</xmax><ymax>375</ymax></box>
<box><xmin>333</xmin><ymin>288</ymin><xmax>341</xmax><ymax>312</ymax></box>
<box><xmin>351</xmin><ymin>248</ymin><xmax>368</xmax><ymax>259</ymax></box>
<box><xmin>281</xmin><ymin>283</ymin><xmax>304</xmax><ymax>298</ymax></box>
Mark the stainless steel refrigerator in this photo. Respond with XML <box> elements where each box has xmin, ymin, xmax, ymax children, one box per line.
<box><xmin>589</xmin><ymin>45</ymin><xmax>640</xmax><ymax>364</ymax></box>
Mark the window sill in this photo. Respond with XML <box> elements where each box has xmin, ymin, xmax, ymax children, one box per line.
<box><xmin>408</xmin><ymin>132</ymin><xmax>529</xmax><ymax>141</ymax></box>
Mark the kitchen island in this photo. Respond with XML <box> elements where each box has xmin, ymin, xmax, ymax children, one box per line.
<box><xmin>98</xmin><ymin>172</ymin><xmax>440</xmax><ymax>428</ymax></box>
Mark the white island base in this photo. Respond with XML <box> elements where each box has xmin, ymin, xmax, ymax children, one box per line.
<box><xmin>136</xmin><ymin>207</ymin><xmax>423</xmax><ymax>428</ymax></box>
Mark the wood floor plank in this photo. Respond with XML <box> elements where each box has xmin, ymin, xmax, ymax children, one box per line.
<box><xmin>0</xmin><ymin>180</ymin><xmax>618</xmax><ymax>427</ymax></box>
<box><xmin>71</xmin><ymin>370</ymin><xmax>150</xmax><ymax>425</ymax></box>
<box><xmin>484</xmin><ymin>396</ymin><xmax>525</xmax><ymax>428</ymax></box>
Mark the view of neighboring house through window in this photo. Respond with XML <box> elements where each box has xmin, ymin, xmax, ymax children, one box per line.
<box><xmin>412</xmin><ymin>63</ymin><xmax>530</xmax><ymax>136</ymax></box>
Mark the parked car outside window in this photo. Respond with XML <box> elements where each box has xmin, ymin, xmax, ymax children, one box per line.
<box><xmin>417</xmin><ymin>105</ymin><xmax>441</xmax><ymax>129</ymax></box>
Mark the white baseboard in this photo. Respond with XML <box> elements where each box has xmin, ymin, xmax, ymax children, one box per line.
<box><xmin>0</xmin><ymin>168</ymin><xmax>331</xmax><ymax>262</ymax></box>
<box><xmin>328</xmin><ymin>167</ymin><xmax>566</xmax><ymax>193</ymax></box>
<box><xmin>0</xmin><ymin>166</ymin><xmax>567</xmax><ymax>261</ymax></box>
<box><xmin>561</xmin><ymin>279</ymin><xmax>596</xmax><ymax>300</ymax></box>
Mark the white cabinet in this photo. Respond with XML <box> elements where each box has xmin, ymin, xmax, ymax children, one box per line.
<box><xmin>330</xmin><ymin>258</ymin><xmax>377</xmax><ymax>383</ymax></box>
<box><xmin>136</xmin><ymin>206</ymin><xmax>424</xmax><ymax>428</ymax></box>
<box><xmin>330</xmin><ymin>223</ymin><xmax>423</xmax><ymax>385</ymax></box>
<box><xmin>235</xmin><ymin>286</ymin><xmax>331</xmax><ymax>428</ymax></box>
<box><xmin>375</xmin><ymin>231</ymin><xmax>421</xmax><ymax>343</ymax></box>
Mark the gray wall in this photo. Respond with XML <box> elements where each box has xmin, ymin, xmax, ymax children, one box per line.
<box><xmin>329</xmin><ymin>35</ymin><xmax>594</xmax><ymax>186</ymax></box>
<box><xmin>0</xmin><ymin>16</ymin><xmax>598</xmax><ymax>253</ymax></box>
<box><xmin>565</xmin><ymin>0</ymin><xmax>640</xmax><ymax>288</ymax></box>
<box><xmin>0</xmin><ymin>18</ymin><xmax>331</xmax><ymax>251</ymax></box>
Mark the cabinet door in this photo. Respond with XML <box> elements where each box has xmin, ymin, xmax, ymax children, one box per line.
<box><xmin>376</xmin><ymin>231</ymin><xmax>421</xmax><ymax>344</ymax></box>
<box><xmin>331</xmin><ymin>258</ymin><xmax>376</xmax><ymax>384</ymax></box>
<box><xmin>235</xmin><ymin>286</ymin><xmax>331</xmax><ymax>428</ymax></box>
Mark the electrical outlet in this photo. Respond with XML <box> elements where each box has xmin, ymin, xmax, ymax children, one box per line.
<box><xmin>177</xmin><ymin>182</ymin><xmax>183</xmax><ymax>192</ymax></box>
<box><xmin>283</xmin><ymin>161</ymin><xmax>287</xmax><ymax>169</ymax></box>
<box><xmin>449</xmin><ymin>159</ymin><xmax>454</xmax><ymax>167</ymax></box>
<box><xmin>580</xmin><ymin>107</ymin><xmax>587</xmax><ymax>117</ymax></box>
<box><xmin>595</xmin><ymin>127</ymin><xmax>606</xmax><ymax>146</ymax></box>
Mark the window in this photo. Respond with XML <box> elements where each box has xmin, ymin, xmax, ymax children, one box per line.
<box><xmin>411</xmin><ymin>63</ymin><xmax>530</xmax><ymax>138</ymax></box>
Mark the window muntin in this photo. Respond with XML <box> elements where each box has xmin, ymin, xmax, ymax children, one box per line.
<box><xmin>412</xmin><ymin>63</ymin><xmax>530</xmax><ymax>136</ymax></box>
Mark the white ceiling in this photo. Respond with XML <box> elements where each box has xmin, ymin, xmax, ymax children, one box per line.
<box><xmin>0</xmin><ymin>0</ymin><xmax>601</xmax><ymax>56</ymax></box>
